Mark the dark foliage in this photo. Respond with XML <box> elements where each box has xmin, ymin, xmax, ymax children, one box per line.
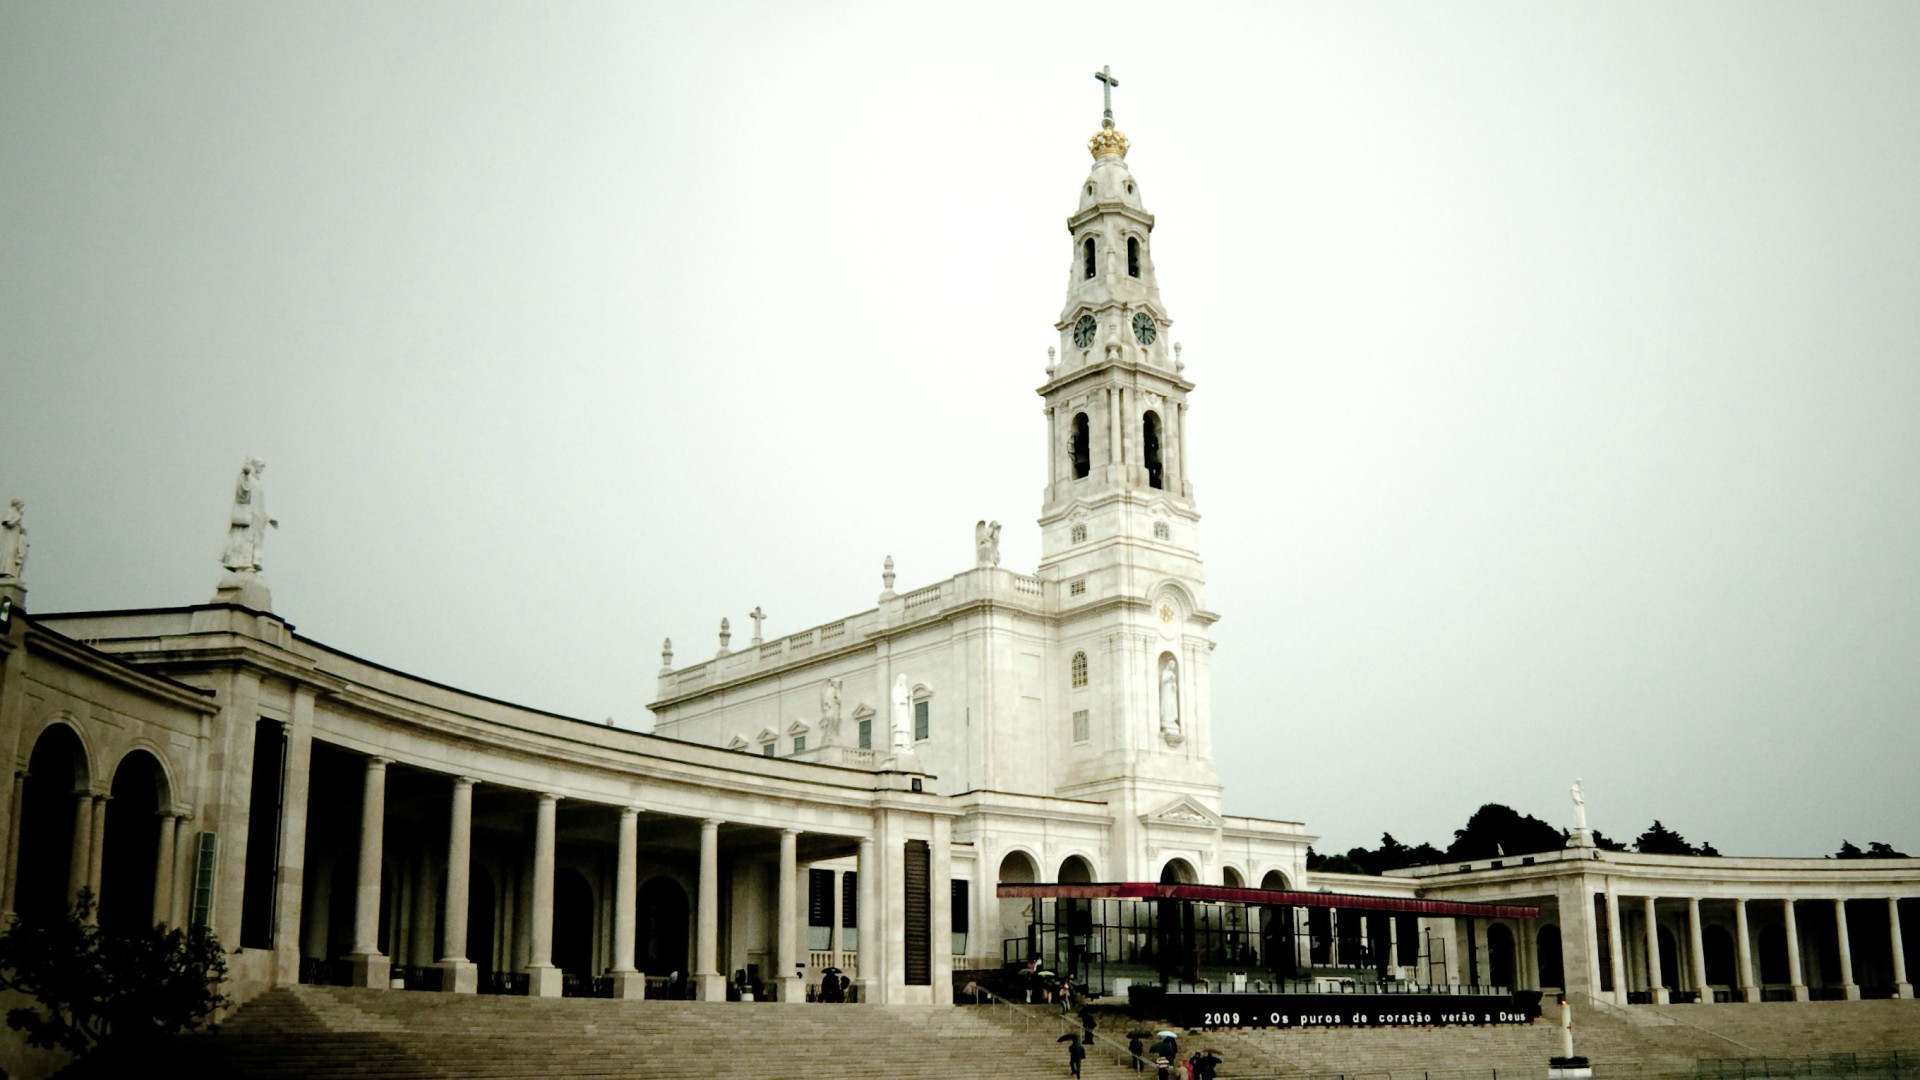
<box><xmin>0</xmin><ymin>889</ymin><xmax>229</xmax><ymax>1057</ymax></box>
<box><xmin>1447</xmin><ymin>804</ymin><xmax>1567</xmax><ymax>861</ymax></box>
<box><xmin>1631</xmin><ymin>820</ymin><xmax>1718</xmax><ymax>856</ymax></box>
<box><xmin>1835</xmin><ymin>840</ymin><xmax>1910</xmax><ymax>859</ymax></box>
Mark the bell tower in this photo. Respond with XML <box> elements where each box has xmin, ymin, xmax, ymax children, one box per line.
<box><xmin>1038</xmin><ymin>69</ymin><xmax>1221</xmax><ymax>843</ymax></box>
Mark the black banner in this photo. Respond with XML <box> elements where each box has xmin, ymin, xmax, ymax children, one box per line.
<box><xmin>1137</xmin><ymin>991</ymin><xmax>1533</xmax><ymax>1029</ymax></box>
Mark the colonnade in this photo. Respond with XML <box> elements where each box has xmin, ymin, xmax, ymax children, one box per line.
<box><xmin>1595</xmin><ymin>891</ymin><xmax>1914</xmax><ymax>1003</ymax></box>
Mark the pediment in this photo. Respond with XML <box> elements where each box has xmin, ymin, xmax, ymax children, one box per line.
<box><xmin>1142</xmin><ymin>794</ymin><xmax>1223</xmax><ymax>830</ymax></box>
<box><xmin>785</xmin><ymin>719</ymin><xmax>811</xmax><ymax>737</ymax></box>
<box><xmin>850</xmin><ymin>703</ymin><xmax>875</xmax><ymax>720</ymax></box>
<box><xmin>756</xmin><ymin>727</ymin><xmax>779</xmax><ymax>744</ymax></box>
<box><xmin>726</xmin><ymin>735</ymin><xmax>750</xmax><ymax>752</ymax></box>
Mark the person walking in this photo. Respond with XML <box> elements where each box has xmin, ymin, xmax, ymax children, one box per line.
<box><xmin>1081</xmin><ymin>1006</ymin><xmax>1097</xmax><ymax>1048</ymax></box>
<box><xmin>1127</xmin><ymin>1034</ymin><xmax>1146</xmax><ymax>1071</ymax></box>
<box><xmin>1060</xmin><ymin>1033</ymin><xmax>1087</xmax><ymax>1078</ymax></box>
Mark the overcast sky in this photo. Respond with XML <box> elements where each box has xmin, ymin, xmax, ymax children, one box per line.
<box><xmin>5</xmin><ymin>2</ymin><xmax>1917</xmax><ymax>860</ymax></box>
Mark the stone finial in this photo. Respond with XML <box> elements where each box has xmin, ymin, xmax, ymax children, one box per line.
<box><xmin>0</xmin><ymin>499</ymin><xmax>27</xmax><ymax>583</ymax></box>
<box><xmin>718</xmin><ymin>617</ymin><xmax>732</xmax><ymax>656</ymax></box>
<box><xmin>1046</xmin><ymin>346</ymin><xmax>1056</xmax><ymax>378</ymax></box>
<box><xmin>749</xmin><ymin>605</ymin><xmax>766</xmax><ymax>646</ymax></box>
<box><xmin>661</xmin><ymin>637</ymin><xmax>673</xmax><ymax>669</ymax></box>
<box><xmin>882</xmin><ymin>555</ymin><xmax>895</xmax><ymax>594</ymax></box>
<box><xmin>1174</xmin><ymin>341</ymin><xmax>1184</xmax><ymax>373</ymax></box>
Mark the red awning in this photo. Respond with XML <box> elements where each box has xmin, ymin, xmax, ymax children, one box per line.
<box><xmin>994</xmin><ymin>881</ymin><xmax>1540</xmax><ymax>920</ymax></box>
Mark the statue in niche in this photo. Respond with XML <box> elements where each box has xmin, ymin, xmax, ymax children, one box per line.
<box><xmin>219</xmin><ymin>457</ymin><xmax>277</xmax><ymax>573</ymax></box>
<box><xmin>975</xmin><ymin>520</ymin><xmax>1001</xmax><ymax>568</ymax></box>
<box><xmin>890</xmin><ymin>674</ymin><xmax>913</xmax><ymax>754</ymax></box>
<box><xmin>0</xmin><ymin>500</ymin><xmax>26</xmax><ymax>582</ymax></box>
<box><xmin>1159</xmin><ymin>655</ymin><xmax>1181</xmax><ymax>736</ymax></box>
<box><xmin>819</xmin><ymin>677</ymin><xmax>842</xmax><ymax>742</ymax></box>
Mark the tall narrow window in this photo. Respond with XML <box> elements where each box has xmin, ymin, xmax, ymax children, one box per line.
<box><xmin>1082</xmin><ymin>237</ymin><xmax>1096</xmax><ymax>279</ymax></box>
<box><xmin>1072</xmin><ymin>709</ymin><xmax>1090</xmax><ymax>743</ymax></box>
<box><xmin>913</xmin><ymin>694</ymin><xmax>930</xmax><ymax>741</ymax></box>
<box><xmin>1127</xmin><ymin>237</ymin><xmax>1140</xmax><ymax>277</ymax></box>
<box><xmin>858</xmin><ymin>716</ymin><xmax>872</xmax><ymax>750</ymax></box>
<box><xmin>1071</xmin><ymin>651</ymin><xmax>1088</xmax><ymax>688</ymax></box>
<box><xmin>1143</xmin><ymin>410</ymin><xmax>1164</xmax><ymax>489</ymax></box>
<box><xmin>239</xmin><ymin>719</ymin><xmax>287</xmax><ymax>949</ymax></box>
<box><xmin>1070</xmin><ymin>413</ymin><xmax>1090</xmax><ymax>480</ymax></box>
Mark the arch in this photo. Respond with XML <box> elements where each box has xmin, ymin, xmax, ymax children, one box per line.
<box><xmin>1070</xmin><ymin>413</ymin><xmax>1090</xmax><ymax>480</ymax></box>
<box><xmin>1758</xmin><ymin>922</ymin><xmax>1789</xmax><ymax>984</ymax></box>
<box><xmin>1260</xmin><ymin>869</ymin><xmax>1292</xmax><ymax>891</ymax></box>
<box><xmin>997</xmin><ymin>850</ymin><xmax>1040</xmax><ymax>963</ymax></box>
<box><xmin>1070</xmin><ymin>651</ymin><xmax>1087</xmax><ymax>688</ymax></box>
<box><xmin>1127</xmin><ymin>236</ymin><xmax>1140</xmax><ymax>278</ymax></box>
<box><xmin>100</xmin><ymin>749</ymin><xmax>168</xmax><ymax>933</ymax></box>
<box><xmin>1158</xmin><ymin>858</ymin><xmax>1196</xmax><ymax>885</ymax></box>
<box><xmin>1221</xmin><ymin>865</ymin><xmax>1245</xmax><ymax>889</ymax></box>
<box><xmin>1143</xmin><ymin>410</ymin><xmax>1164</xmax><ymax>489</ymax></box>
<box><xmin>1537</xmin><ymin>923</ymin><xmax>1565</xmax><ymax>988</ymax></box>
<box><xmin>1057</xmin><ymin>855</ymin><xmax>1094</xmax><ymax>884</ymax></box>
<box><xmin>1703</xmin><ymin>923</ymin><xmax>1735</xmax><ymax>987</ymax></box>
<box><xmin>1487</xmin><ymin>922</ymin><xmax>1517</xmax><ymax>988</ymax></box>
<box><xmin>637</xmin><ymin>875</ymin><xmax>690</xmax><ymax>989</ymax></box>
<box><xmin>16</xmin><ymin>722</ymin><xmax>93</xmax><ymax>921</ymax></box>
<box><xmin>553</xmin><ymin>868</ymin><xmax>595</xmax><ymax>979</ymax></box>
<box><xmin>1082</xmin><ymin>237</ymin><xmax>1096</xmax><ymax>279</ymax></box>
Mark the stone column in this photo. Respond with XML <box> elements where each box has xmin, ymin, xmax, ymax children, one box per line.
<box><xmin>776</xmin><ymin>828</ymin><xmax>802</xmax><ymax>1003</ymax></box>
<box><xmin>694</xmin><ymin>818</ymin><xmax>725</xmax><ymax>1001</ymax></box>
<box><xmin>1</xmin><ymin>771</ymin><xmax>24</xmax><ymax>914</ymax></box>
<box><xmin>857</xmin><ymin>834</ymin><xmax>878</xmax><ymax>1003</ymax></box>
<box><xmin>439</xmin><ymin>776</ymin><xmax>478</xmax><ymax>993</ymax></box>
<box><xmin>1643</xmin><ymin>897</ymin><xmax>1667</xmax><ymax>1003</ymax></box>
<box><xmin>827</xmin><ymin>869</ymin><xmax>843</xmax><ymax>969</ymax></box>
<box><xmin>272</xmin><ymin>696</ymin><xmax>315</xmax><ymax>985</ymax></box>
<box><xmin>85</xmin><ymin>795</ymin><xmax>108</xmax><ymax>912</ymax></box>
<box><xmin>1784</xmin><ymin>899</ymin><xmax>1807</xmax><ymax>1001</ymax></box>
<box><xmin>151</xmin><ymin>811</ymin><xmax>178</xmax><ymax>928</ymax></box>
<box><xmin>1889</xmin><ymin>898</ymin><xmax>1911</xmax><ymax>999</ymax></box>
<box><xmin>930</xmin><ymin>814</ymin><xmax>953</xmax><ymax>1003</ymax></box>
<box><xmin>609</xmin><ymin>806</ymin><xmax>644</xmax><ymax>998</ymax></box>
<box><xmin>1604</xmin><ymin>887</ymin><xmax>1627</xmax><ymax>1005</ymax></box>
<box><xmin>67</xmin><ymin>790</ymin><xmax>92</xmax><ymax>905</ymax></box>
<box><xmin>1734</xmin><ymin>899</ymin><xmax>1759</xmax><ymax>1002</ymax></box>
<box><xmin>348</xmin><ymin>757</ymin><xmax>391</xmax><ymax>988</ymax></box>
<box><xmin>1834</xmin><ymin>899</ymin><xmax>1859</xmax><ymax>1000</ymax></box>
<box><xmin>526</xmin><ymin>793</ymin><xmax>563</xmax><ymax>997</ymax></box>
<box><xmin>1687</xmin><ymin>898</ymin><xmax>1709</xmax><ymax>1003</ymax></box>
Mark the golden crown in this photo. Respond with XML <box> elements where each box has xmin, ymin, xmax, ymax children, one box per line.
<box><xmin>1088</xmin><ymin>126</ymin><xmax>1130</xmax><ymax>160</ymax></box>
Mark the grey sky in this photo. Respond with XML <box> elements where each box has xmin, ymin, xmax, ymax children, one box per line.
<box><xmin>4</xmin><ymin>2</ymin><xmax>1917</xmax><ymax>860</ymax></box>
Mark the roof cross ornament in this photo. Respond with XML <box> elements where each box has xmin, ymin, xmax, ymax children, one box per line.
<box><xmin>1094</xmin><ymin>65</ymin><xmax>1119</xmax><ymax>128</ymax></box>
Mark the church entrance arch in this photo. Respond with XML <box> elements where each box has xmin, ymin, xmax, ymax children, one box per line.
<box><xmin>998</xmin><ymin>851</ymin><xmax>1039</xmax><ymax>963</ymax></box>
<box><xmin>16</xmin><ymin>724</ymin><xmax>90</xmax><ymax>922</ymax></box>
<box><xmin>100</xmin><ymin>749</ymin><xmax>168</xmax><ymax>934</ymax></box>
<box><xmin>637</xmin><ymin>875</ymin><xmax>690</xmax><ymax>990</ymax></box>
<box><xmin>1536</xmin><ymin>924</ymin><xmax>1565</xmax><ymax>988</ymax></box>
<box><xmin>1487</xmin><ymin>922</ymin><xmax>1517</xmax><ymax>989</ymax></box>
<box><xmin>1159</xmin><ymin>858</ymin><xmax>1195</xmax><ymax>885</ymax></box>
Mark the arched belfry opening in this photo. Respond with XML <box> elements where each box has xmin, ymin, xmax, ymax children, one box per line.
<box><xmin>1082</xmin><ymin>237</ymin><xmax>1096</xmax><ymax>279</ymax></box>
<box><xmin>1070</xmin><ymin>413</ymin><xmax>1090</xmax><ymax>480</ymax></box>
<box><xmin>1142</xmin><ymin>410</ymin><xmax>1163</xmax><ymax>489</ymax></box>
<box><xmin>1127</xmin><ymin>237</ymin><xmax>1140</xmax><ymax>278</ymax></box>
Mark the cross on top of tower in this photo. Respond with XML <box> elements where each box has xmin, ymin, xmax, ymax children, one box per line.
<box><xmin>1095</xmin><ymin>65</ymin><xmax>1119</xmax><ymax>128</ymax></box>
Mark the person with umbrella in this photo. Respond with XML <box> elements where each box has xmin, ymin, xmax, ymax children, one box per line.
<box><xmin>1126</xmin><ymin>1031</ymin><xmax>1146</xmax><ymax>1071</ymax></box>
<box><xmin>1191</xmin><ymin>1049</ymin><xmax>1223</xmax><ymax>1080</ymax></box>
<box><xmin>818</xmin><ymin>966</ymin><xmax>843</xmax><ymax>1003</ymax></box>
<box><xmin>1057</xmin><ymin>1032</ymin><xmax>1087</xmax><ymax>1078</ymax></box>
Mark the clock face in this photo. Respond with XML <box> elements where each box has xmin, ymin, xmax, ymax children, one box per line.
<box><xmin>1073</xmin><ymin>314</ymin><xmax>1098</xmax><ymax>349</ymax></box>
<box><xmin>1132</xmin><ymin>312</ymin><xmax>1158</xmax><ymax>345</ymax></box>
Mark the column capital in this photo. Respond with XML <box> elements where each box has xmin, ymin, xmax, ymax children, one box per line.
<box><xmin>781</xmin><ymin>827</ymin><xmax>800</xmax><ymax>838</ymax></box>
<box><xmin>620</xmin><ymin>805</ymin><xmax>640</xmax><ymax>818</ymax></box>
<box><xmin>366</xmin><ymin>755</ymin><xmax>392</xmax><ymax>769</ymax></box>
<box><xmin>537</xmin><ymin>791</ymin><xmax>560</xmax><ymax>803</ymax></box>
<box><xmin>451</xmin><ymin>775</ymin><xmax>478</xmax><ymax>789</ymax></box>
<box><xmin>702</xmin><ymin>817</ymin><xmax>724</xmax><ymax>829</ymax></box>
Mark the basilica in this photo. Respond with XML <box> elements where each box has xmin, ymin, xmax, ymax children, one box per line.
<box><xmin>0</xmin><ymin>80</ymin><xmax>1912</xmax><ymax>1074</ymax></box>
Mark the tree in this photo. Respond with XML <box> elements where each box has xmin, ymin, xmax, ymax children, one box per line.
<box><xmin>0</xmin><ymin>890</ymin><xmax>229</xmax><ymax>1057</ymax></box>
<box><xmin>1632</xmin><ymin>820</ymin><xmax>1717</xmax><ymax>856</ymax></box>
<box><xmin>1590</xmin><ymin>830</ymin><xmax>1628</xmax><ymax>852</ymax></box>
<box><xmin>1448</xmin><ymin>804</ymin><xmax>1566</xmax><ymax>861</ymax></box>
<box><xmin>1836</xmin><ymin>840</ymin><xmax>1910</xmax><ymax>859</ymax></box>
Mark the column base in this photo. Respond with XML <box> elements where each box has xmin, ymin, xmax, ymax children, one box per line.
<box><xmin>777</xmin><ymin>975</ymin><xmax>804</xmax><ymax>1004</ymax></box>
<box><xmin>1842</xmin><ymin>983</ymin><xmax>1861</xmax><ymax>1001</ymax></box>
<box><xmin>1741</xmin><ymin>985</ymin><xmax>1760</xmax><ymax>1003</ymax></box>
<box><xmin>527</xmin><ymin>964</ymin><xmax>564</xmax><ymax>998</ymax></box>
<box><xmin>695</xmin><ymin>972</ymin><xmax>728</xmax><ymax>1001</ymax></box>
<box><xmin>1651</xmin><ymin>987</ymin><xmax>1669</xmax><ymax>1005</ymax></box>
<box><xmin>438</xmin><ymin>959</ymin><xmax>478</xmax><ymax>994</ymax></box>
<box><xmin>857</xmin><ymin>977</ymin><xmax>878</xmax><ymax>1004</ymax></box>
<box><xmin>1791</xmin><ymin>984</ymin><xmax>1809</xmax><ymax>1002</ymax></box>
<box><xmin>347</xmin><ymin>952</ymin><xmax>391</xmax><ymax>989</ymax></box>
<box><xmin>608</xmin><ymin>969</ymin><xmax>647</xmax><ymax>999</ymax></box>
<box><xmin>1894</xmin><ymin>982</ymin><xmax>1913</xmax><ymax>999</ymax></box>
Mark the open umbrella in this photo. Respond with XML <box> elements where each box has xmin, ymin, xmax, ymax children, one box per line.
<box><xmin>1156</xmin><ymin>1030</ymin><xmax>1178</xmax><ymax>1039</ymax></box>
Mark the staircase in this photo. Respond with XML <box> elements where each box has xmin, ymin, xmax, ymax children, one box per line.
<box><xmin>56</xmin><ymin>985</ymin><xmax>1101</xmax><ymax>1080</ymax></box>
